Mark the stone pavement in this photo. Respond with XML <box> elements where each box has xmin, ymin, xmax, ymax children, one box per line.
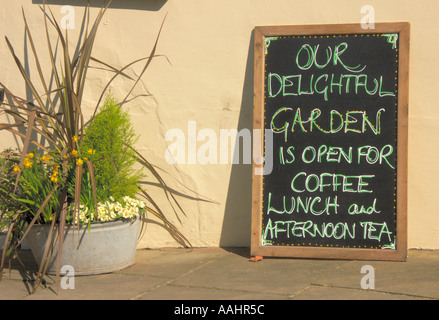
<box><xmin>0</xmin><ymin>248</ymin><xmax>438</xmax><ymax>300</ymax></box>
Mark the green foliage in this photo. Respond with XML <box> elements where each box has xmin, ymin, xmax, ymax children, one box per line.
<box><xmin>12</xmin><ymin>152</ymin><xmax>62</xmax><ymax>224</ymax></box>
<box><xmin>0</xmin><ymin>150</ymin><xmax>20</xmax><ymax>229</ymax></box>
<box><xmin>82</xmin><ymin>95</ymin><xmax>144</xmax><ymax>202</ymax></box>
<box><xmin>0</xmin><ymin>150</ymin><xmax>64</xmax><ymax>225</ymax></box>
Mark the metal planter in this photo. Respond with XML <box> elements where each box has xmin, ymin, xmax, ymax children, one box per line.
<box><xmin>26</xmin><ymin>219</ymin><xmax>140</xmax><ymax>276</ymax></box>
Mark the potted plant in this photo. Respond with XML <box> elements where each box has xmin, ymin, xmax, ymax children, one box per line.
<box><xmin>18</xmin><ymin>95</ymin><xmax>149</xmax><ymax>276</ymax></box>
<box><xmin>0</xmin><ymin>0</ymin><xmax>191</xmax><ymax>294</ymax></box>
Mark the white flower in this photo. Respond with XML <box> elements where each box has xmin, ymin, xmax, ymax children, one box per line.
<box><xmin>70</xmin><ymin>195</ymin><xmax>143</xmax><ymax>224</ymax></box>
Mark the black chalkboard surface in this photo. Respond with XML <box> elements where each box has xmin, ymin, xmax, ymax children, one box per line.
<box><xmin>251</xmin><ymin>23</ymin><xmax>409</xmax><ymax>261</ymax></box>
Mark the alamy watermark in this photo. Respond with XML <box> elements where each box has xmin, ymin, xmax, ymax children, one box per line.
<box><xmin>361</xmin><ymin>5</ymin><xmax>375</xmax><ymax>30</ymax></box>
<box><xmin>61</xmin><ymin>5</ymin><xmax>75</xmax><ymax>30</ymax></box>
<box><xmin>165</xmin><ymin>121</ymin><xmax>273</xmax><ymax>176</ymax></box>
<box><xmin>60</xmin><ymin>265</ymin><xmax>75</xmax><ymax>290</ymax></box>
<box><xmin>360</xmin><ymin>265</ymin><xmax>375</xmax><ymax>290</ymax></box>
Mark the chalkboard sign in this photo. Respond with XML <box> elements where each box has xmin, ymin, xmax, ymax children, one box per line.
<box><xmin>251</xmin><ymin>23</ymin><xmax>409</xmax><ymax>261</ymax></box>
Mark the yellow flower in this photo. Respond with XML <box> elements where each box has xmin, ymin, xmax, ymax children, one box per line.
<box><xmin>13</xmin><ymin>166</ymin><xmax>21</xmax><ymax>173</ymax></box>
<box><xmin>50</xmin><ymin>176</ymin><xmax>58</xmax><ymax>183</ymax></box>
<box><xmin>71</xmin><ymin>150</ymin><xmax>78</xmax><ymax>157</ymax></box>
<box><xmin>63</xmin><ymin>154</ymin><xmax>69</xmax><ymax>159</ymax></box>
<box><xmin>24</xmin><ymin>160</ymin><xmax>33</xmax><ymax>168</ymax></box>
<box><xmin>52</xmin><ymin>171</ymin><xmax>59</xmax><ymax>177</ymax></box>
<box><xmin>87</xmin><ymin>149</ymin><xmax>95</xmax><ymax>155</ymax></box>
<box><xmin>76</xmin><ymin>158</ymin><xmax>84</xmax><ymax>166</ymax></box>
<box><xmin>27</xmin><ymin>153</ymin><xmax>34</xmax><ymax>159</ymax></box>
<box><xmin>41</xmin><ymin>155</ymin><xmax>51</xmax><ymax>162</ymax></box>
<box><xmin>73</xmin><ymin>136</ymin><xmax>79</xmax><ymax>142</ymax></box>
<box><xmin>84</xmin><ymin>157</ymin><xmax>88</xmax><ymax>161</ymax></box>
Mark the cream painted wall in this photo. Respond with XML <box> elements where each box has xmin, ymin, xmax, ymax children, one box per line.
<box><xmin>1</xmin><ymin>0</ymin><xmax>438</xmax><ymax>249</ymax></box>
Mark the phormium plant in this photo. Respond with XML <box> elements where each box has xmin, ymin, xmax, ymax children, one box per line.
<box><xmin>0</xmin><ymin>0</ymin><xmax>192</xmax><ymax>294</ymax></box>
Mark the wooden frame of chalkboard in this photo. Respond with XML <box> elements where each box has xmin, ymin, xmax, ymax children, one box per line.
<box><xmin>251</xmin><ymin>23</ymin><xmax>409</xmax><ymax>261</ymax></box>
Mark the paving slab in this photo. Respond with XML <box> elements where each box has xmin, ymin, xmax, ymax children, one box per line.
<box><xmin>170</xmin><ymin>249</ymin><xmax>344</xmax><ymax>297</ymax></box>
<box><xmin>119</xmin><ymin>247</ymin><xmax>228</xmax><ymax>279</ymax></box>
<box><xmin>24</xmin><ymin>273</ymin><xmax>169</xmax><ymax>300</ymax></box>
<box><xmin>139</xmin><ymin>284</ymin><xmax>287</xmax><ymax>300</ymax></box>
<box><xmin>0</xmin><ymin>280</ymin><xmax>31</xmax><ymax>300</ymax></box>
<box><xmin>311</xmin><ymin>250</ymin><xmax>439</xmax><ymax>299</ymax></box>
<box><xmin>0</xmin><ymin>248</ymin><xmax>438</xmax><ymax>300</ymax></box>
<box><xmin>290</xmin><ymin>285</ymin><xmax>430</xmax><ymax>300</ymax></box>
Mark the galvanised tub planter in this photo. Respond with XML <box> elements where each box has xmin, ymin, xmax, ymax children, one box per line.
<box><xmin>26</xmin><ymin>218</ymin><xmax>140</xmax><ymax>276</ymax></box>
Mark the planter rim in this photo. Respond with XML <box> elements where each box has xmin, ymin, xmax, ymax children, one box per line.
<box><xmin>30</xmin><ymin>218</ymin><xmax>140</xmax><ymax>230</ymax></box>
